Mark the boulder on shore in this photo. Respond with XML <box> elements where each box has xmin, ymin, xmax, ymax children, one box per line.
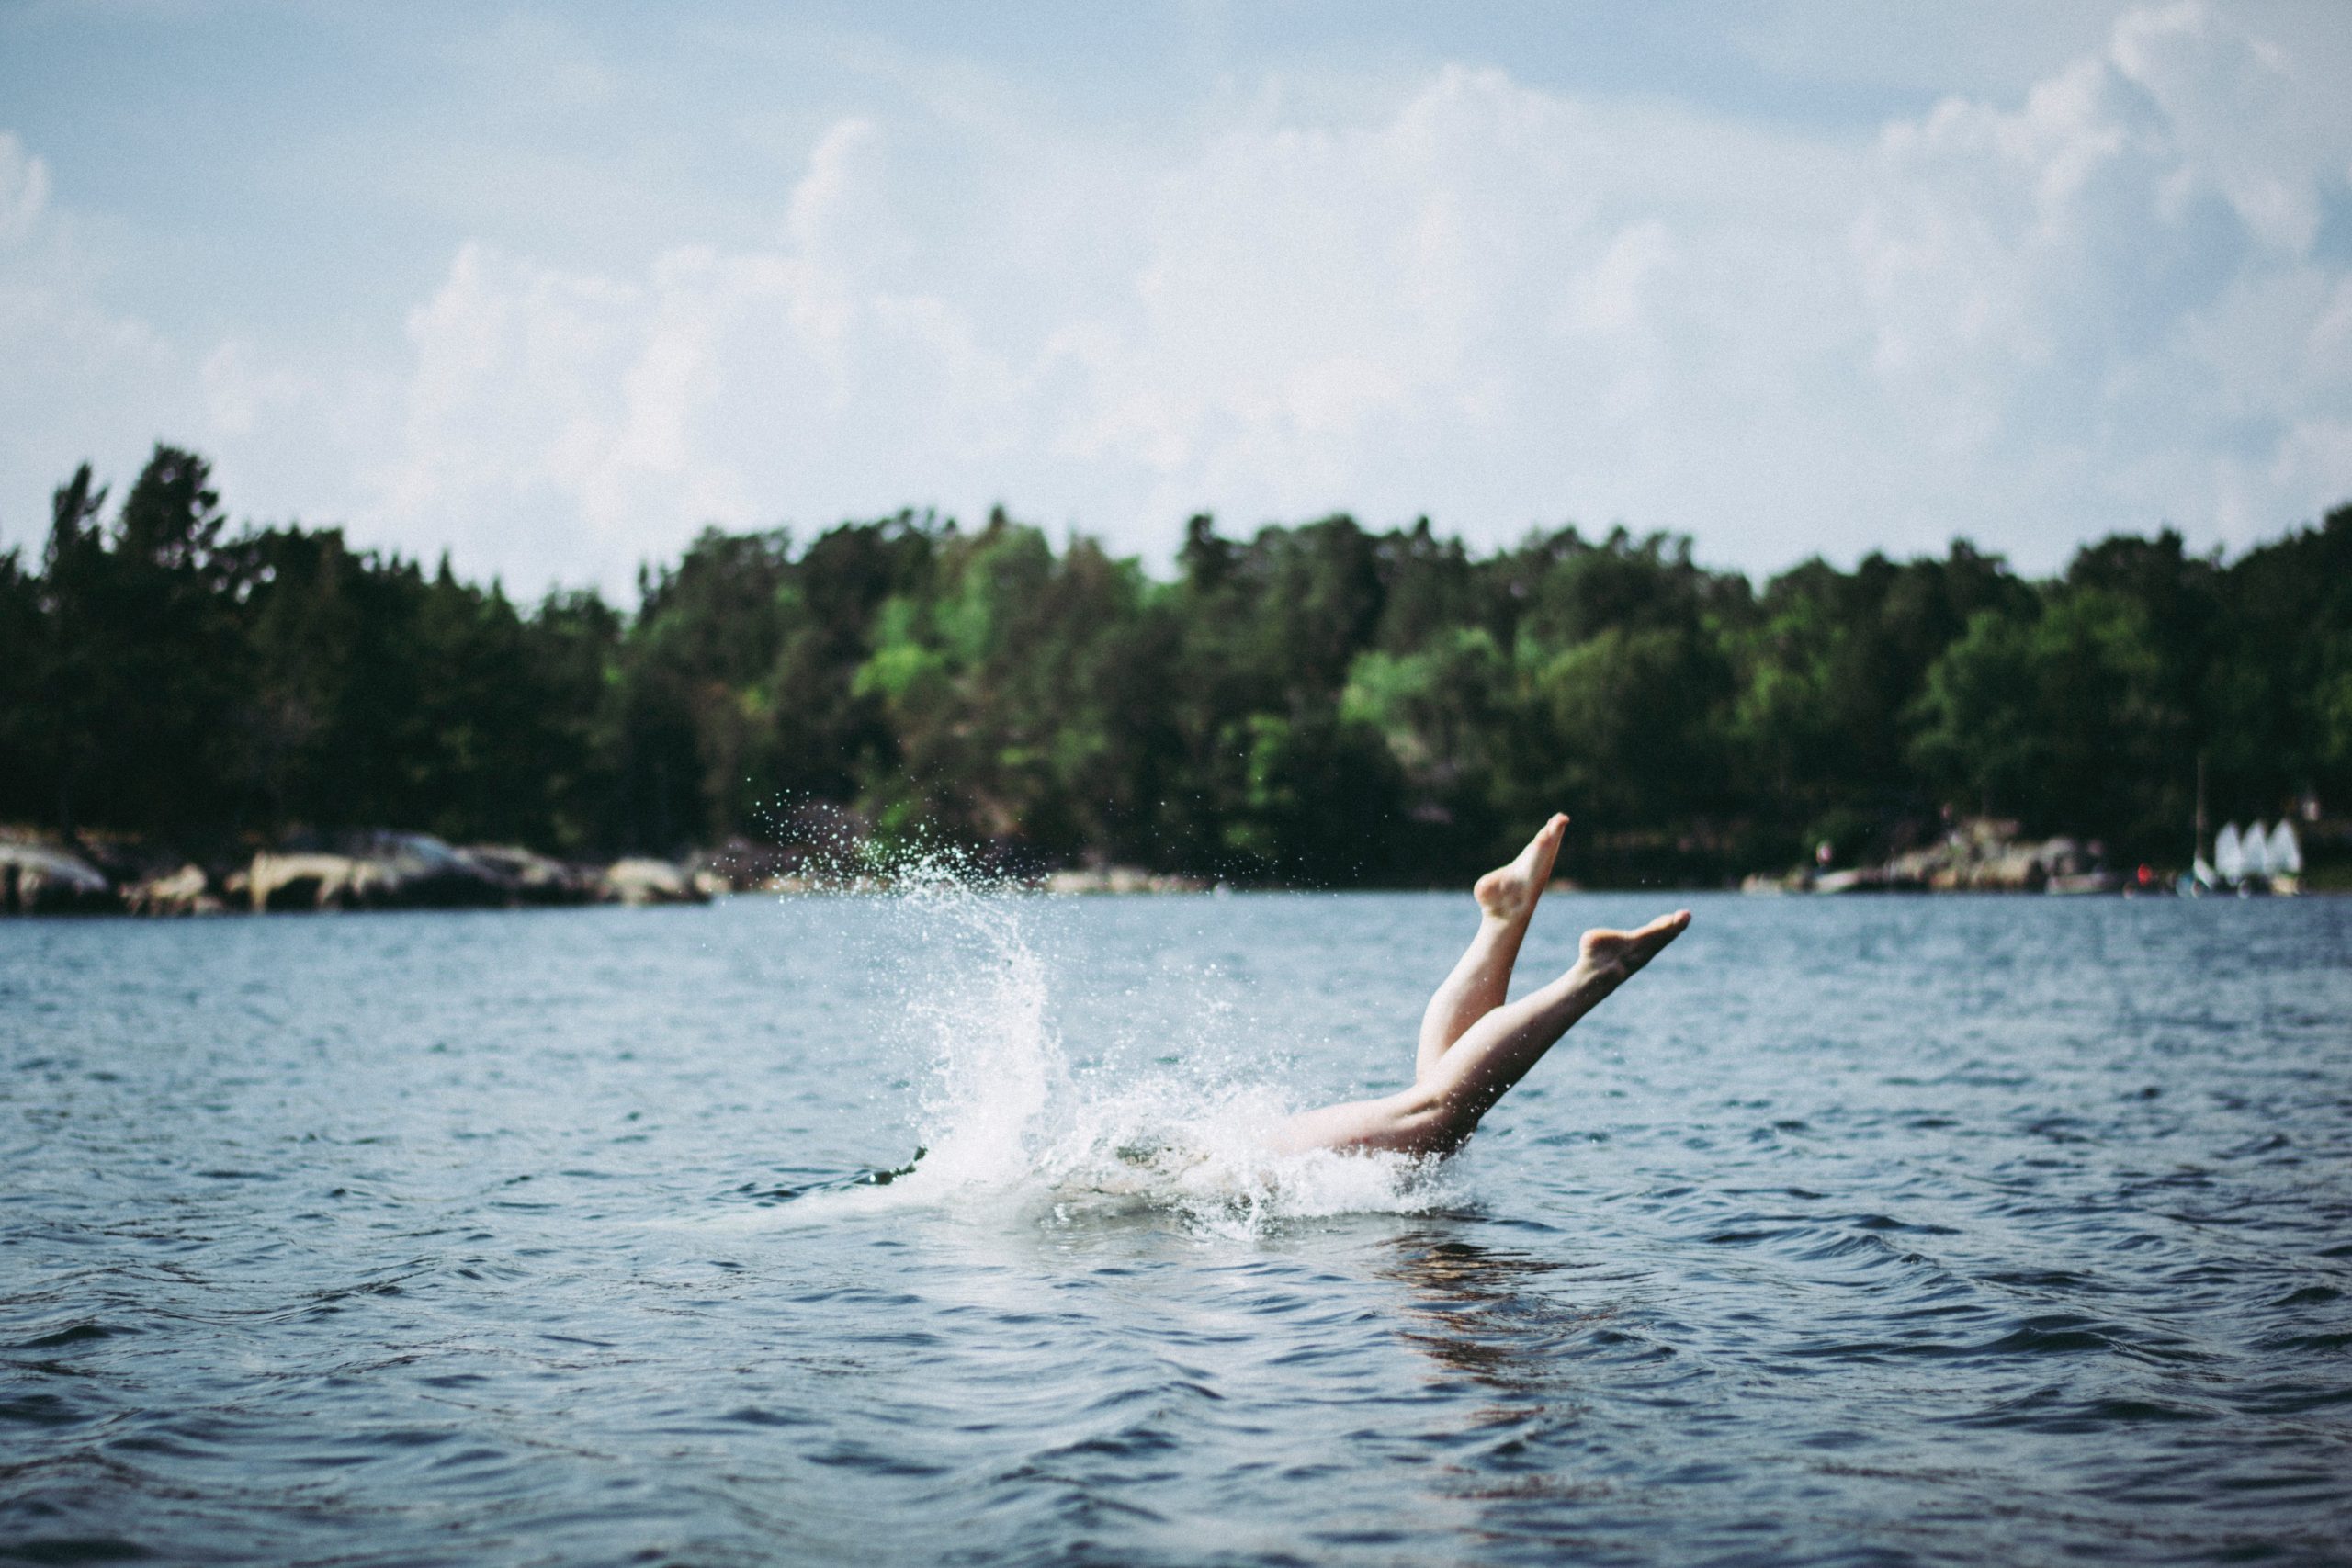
<box><xmin>247</xmin><ymin>832</ymin><xmax>514</xmax><ymax>911</ymax></box>
<box><xmin>1041</xmin><ymin>865</ymin><xmax>1209</xmax><ymax>895</ymax></box>
<box><xmin>602</xmin><ymin>858</ymin><xmax>709</xmax><ymax>906</ymax></box>
<box><xmin>461</xmin><ymin>844</ymin><xmax>600</xmax><ymax>906</ymax></box>
<box><xmin>1744</xmin><ymin>818</ymin><xmax>2114</xmax><ymax>895</ymax></box>
<box><xmin>122</xmin><ymin>863</ymin><xmax>223</xmax><ymax>916</ymax></box>
<box><xmin>247</xmin><ymin>851</ymin><xmax>380</xmax><ymax>911</ymax></box>
<box><xmin>0</xmin><ymin>840</ymin><xmax>116</xmax><ymax>914</ymax></box>
<box><xmin>1883</xmin><ymin>829</ymin><xmax>2100</xmax><ymax>892</ymax></box>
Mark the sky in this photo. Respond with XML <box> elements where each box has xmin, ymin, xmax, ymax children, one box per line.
<box><xmin>2</xmin><ymin>0</ymin><xmax>2349</xmax><ymax>598</ymax></box>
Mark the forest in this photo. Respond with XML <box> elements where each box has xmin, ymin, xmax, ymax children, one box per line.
<box><xmin>3</xmin><ymin>445</ymin><xmax>2347</xmax><ymax>886</ymax></box>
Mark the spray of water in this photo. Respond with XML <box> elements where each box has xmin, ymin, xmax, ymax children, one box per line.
<box><xmin>808</xmin><ymin>840</ymin><xmax>1459</xmax><ymax>1236</ymax></box>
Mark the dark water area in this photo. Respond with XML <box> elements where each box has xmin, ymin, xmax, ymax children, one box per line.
<box><xmin>5</xmin><ymin>890</ymin><xmax>2350</xmax><ymax>1565</ymax></box>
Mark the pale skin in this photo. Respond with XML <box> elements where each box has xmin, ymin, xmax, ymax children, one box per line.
<box><xmin>1272</xmin><ymin>813</ymin><xmax>1690</xmax><ymax>1157</ymax></box>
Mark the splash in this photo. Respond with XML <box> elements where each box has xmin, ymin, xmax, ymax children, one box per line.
<box><xmin>824</xmin><ymin>842</ymin><xmax>1460</xmax><ymax>1235</ymax></box>
<box><xmin>894</xmin><ymin>852</ymin><xmax>1060</xmax><ymax>1190</ymax></box>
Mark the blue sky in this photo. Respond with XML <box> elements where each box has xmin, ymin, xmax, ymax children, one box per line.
<box><xmin>3</xmin><ymin>0</ymin><xmax>2348</xmax><ymax>595</ymax></box>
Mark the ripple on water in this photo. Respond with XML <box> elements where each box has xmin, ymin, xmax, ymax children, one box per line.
<box><xmin>3</xmin><ymin>893</ymin><xmax>2351</xmax><ymax>1564</ymax></box>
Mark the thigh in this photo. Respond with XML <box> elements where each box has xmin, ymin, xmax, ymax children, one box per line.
<box><xmin>1270</xmin><ymin>1088</ymin><xmax>1450</xmax><ymax>1156</ymax></box>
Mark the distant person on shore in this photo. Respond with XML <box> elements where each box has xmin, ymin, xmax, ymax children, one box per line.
<box><xmin>1274</xmin><ymin>815</ymin><xmax>1689</xmax><ymax>1156</ymax></box>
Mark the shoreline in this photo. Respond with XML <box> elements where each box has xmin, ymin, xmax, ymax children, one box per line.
<box><xmin>4</xmin><ymin>816</ymin><xmax>2337</xmax><ymax>918</ymax></box>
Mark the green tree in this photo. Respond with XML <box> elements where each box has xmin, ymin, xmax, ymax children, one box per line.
<box><xmin>0</xmin><ymin>546</ymin><xmax>43</xmax><ymax>824</ymax></box>
<box><xmin>34</xmin><ymin>464</ymin><xmax>109</xmax><ymax>838</ymax></box>
<box><xmin>1730</xmin><ymin>542</ymin><xmax>2032</xmax><ymax>860</ymax></box>
<box><xmin>6</xmin><ymin>441</ymin><xmax>2344</xmax><ymax>886</ymax></box>
<box><xmin>1909</xmin><ymin>586</ymin><xmax>2184</xmax><ymax>854</ymax></box>
<box><xmin>2207</xmin><ymin>505</ymin><xmax>2352</xmax><ymax>820</ymax></box>
<box><xmin>45</xmin><ymin>447</ymin><xmax>247</xmax><ymax>836</ymax></box>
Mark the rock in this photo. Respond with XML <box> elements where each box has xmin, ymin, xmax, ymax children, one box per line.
<box><xmin>351</xmin><ymin>832</ymin><xmax>515</xmax><ymax>908</ymax></box>
<box><xmin>602</xmin><ymin>858</ymin><xmax>708</xmax><ymax>906</ymax></box>
<box><xmin>1776</xmin><ymin>817</ymin><xmax>2113</xmax><ymax>895</ymax></box>
<box><xmin>1041</xmin><ymin>865</ymin><xmax>1208</xmax><ymax>894</ymax></box>
<box><xmin>0</xmin><ymin>840</ymin><xmax>116</xmax><ymax>914</ymax></box>
<box><xmin>248</xmin><ymin>852</ymin><xmax>372</xmax><ymax>911</ymax></box>
<box><xmin>249</xmin><ymin>832</ymin><xmax>514</xmax><ymax>912</ymax></box>
<box><xmin>1880</xmin><ymin>846</ymin><xmax>1940</xmax><ymax>889</ymax></box>
<box><xmin>122</xmin><ymin>863</ymin><xmax>222</xmax><ymax>916</ymax></box>
<box><xmin>461</xmin><ymin>844</ymin><xmax>599</xmax><ymax>906</ymax></box>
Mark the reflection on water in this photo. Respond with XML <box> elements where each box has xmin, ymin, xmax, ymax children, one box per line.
<box><xmin>1385</xmin><ymin>1235</ymin><xmax>1590</xmax><ymax>1388</ymax></box>
<box><xmin>3</xmin><ymin>891</ymin><xmax>2350</xmax><ymax>1564</ymax></box>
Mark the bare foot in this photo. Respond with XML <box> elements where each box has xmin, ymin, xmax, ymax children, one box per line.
<box><xmin>1575</xmin><ymin>908</ymin><xmax>1692</xmax><ymax>988</ymax></box>
<box><xmin>1474</xmin><ymin>813</ymin><xmax>1570</xmax><ymax>922</ymax></box>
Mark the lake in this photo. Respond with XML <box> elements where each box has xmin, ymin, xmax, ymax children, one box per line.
<box><xmin>5</xmin><ymin>886</ymin><xmax>2350</xmax><ymax>1565</ymax></box>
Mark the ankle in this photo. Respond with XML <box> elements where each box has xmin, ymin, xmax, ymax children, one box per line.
<box><xmin>1566</xmin><ymin>954</ymin><xmax>1621</xmax><ymax>992</ymax></box>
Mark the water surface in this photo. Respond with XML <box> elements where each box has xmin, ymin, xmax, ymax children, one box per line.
<box><xmin>5</xmin><ymin>890</ymin><xmax>2350</xmax><ymax>1564</ymax></box>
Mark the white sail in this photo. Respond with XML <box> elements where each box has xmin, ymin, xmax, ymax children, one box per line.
<box><xmin>2268</xmin><ymin>819</ymin><xmax>2303</xmax><ymax>875</ymax></box>
<box><xmin>2214</xmin><ymin>822</ymin><xmax>2244</xmax><ymax>882</ymax></box>
<box><xmin>2242</xmin><ymin>821</ymin><xmax>2272</xmax><ymax>879</ymax></box>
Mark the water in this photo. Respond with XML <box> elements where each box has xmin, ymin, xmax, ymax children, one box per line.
<box><xmin>5</xmin><ymin>889</ymin><xmax>2350</xmax><ymax>1565</ymax></box>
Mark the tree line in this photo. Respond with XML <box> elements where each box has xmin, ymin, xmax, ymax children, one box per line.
<box><xmin>2</xmin><ymin>444</ymin><xmax>2346</xmax><ymax>885</ymax></box>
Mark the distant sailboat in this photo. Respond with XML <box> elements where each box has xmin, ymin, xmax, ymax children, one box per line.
<box><xmin>2214</xmin><ymin>823</ymin><xmax>2245</xmax><ymax>883</ymax></box>
<box><xmin>2242</xmin><ymin>822</ymin><xmax>2272</xmax><ymax>881</ymax></box>
<box><xmin>2267</xmin><ymin>820</ymin><xmax>2303</xmax><ymax>876</ymax></box>
<box><xmin>2204</xmin><ymin>818</ymin><xmax>2301</xmax><ymax>894</ymax></box>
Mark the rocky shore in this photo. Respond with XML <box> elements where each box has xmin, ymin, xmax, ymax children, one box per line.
<box><xmin>1</xmin><ymin>829</ymin><xmax>717</xmax><ymax>917</ymax></box>
<box><xmin>1741</xmin><ymin>818</ymin><xmax>2123</xmax><ymax>895</ymax></box>
<box><xmin>0</xmin><ymin>829</ymin><xmax>1227</xmax><ymax>916</ymax></box>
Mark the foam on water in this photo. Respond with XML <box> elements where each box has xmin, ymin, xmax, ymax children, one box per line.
<box><xmin>837</xmin><ymin>851</ymin><xmax>1456</xmax><ymax>1235</ymax></box>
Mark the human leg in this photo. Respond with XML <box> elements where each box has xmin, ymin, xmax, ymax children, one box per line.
<box><xmin>1272</xmin><ymin>908</ymin><xmax>1690</xmax><ymax>1157</ymax></box>
<box><xmin>1415</xmin><ymin>814</ymin><xmax>1568</xmax><ymax>1081</ymax></box>
<box><xmin>1410</xmin><ymin>910</ymin><xmax>1690</xmax><ymax>1140</ymax></box>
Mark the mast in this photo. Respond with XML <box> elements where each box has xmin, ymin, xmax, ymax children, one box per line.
<box><xmin>2194</xmin><ymin>752</ymin><xmax>2207</xmax><ymax>868</ymax></box>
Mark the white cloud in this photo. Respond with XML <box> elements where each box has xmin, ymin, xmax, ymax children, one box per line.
<box><xmin>0</xmin><ymin>130</ymin><xmax>378</xmax><ymax>552</ymax></box>
<box><xmin>0</xmin><ymin>131</ymin><xmax>187</xmax><ymax>541</ymax></box>
<box><xmin>365</xmin><ymin>211</ymin><xmax>1026</xmax><ymax>590</ymax></box>
<box><xmin>1848</xmin><ymin>0</ymin><xmax>2352</xmax><ymax>538</ymax></box>
<box><xmin>358</xmin><ymin>72</ymin><xmax>1896</xmax><ymax>586</ymax></box>
<box><xmin>2110</xmin><ymin>1</ymin><xmax>2330</xmax><ymax>253</ymax></box>
<box><xmin>202</xmin><ymin>340</ymin><xmax>317</xmax><ymax>438</ymax></box>
<box><xmin>6</xmin><ymin>2</ymin><xmax>2350</xmax><ymax>592</ymax></box>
